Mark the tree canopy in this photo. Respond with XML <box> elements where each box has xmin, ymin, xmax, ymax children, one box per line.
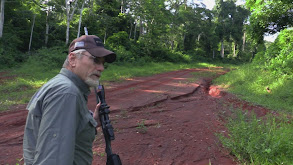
<box><xmin>0</xmin><ymin>0</ymin><xmax>291</xmax><ymax>69</ymax></box>
<box><xmin>246</xmin><ymin>0</ymin><xmax>293</xmax><ymax>43</ymax></box>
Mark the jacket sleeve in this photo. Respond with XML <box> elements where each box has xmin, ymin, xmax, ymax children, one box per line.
<box><xmin>33</xmin><ymin>93</ymin><xmax>79</xmax><ymax>165</ymax></box>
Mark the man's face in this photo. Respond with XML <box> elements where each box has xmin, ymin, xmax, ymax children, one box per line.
<box><xmin>73</xmin><ymin>51</ymin><xmax>105</xmax><ymax>87</ymax></box>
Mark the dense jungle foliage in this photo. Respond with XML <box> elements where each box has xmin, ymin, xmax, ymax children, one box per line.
<box><xmin>0</xmin><ymin>0</ymin><xmax>292</xmax><ymax>75</ymax></box>
<box><xmin>0</xmin><ymin>0</ymin><xmax>251</xmax><ymax>68</ymax></box>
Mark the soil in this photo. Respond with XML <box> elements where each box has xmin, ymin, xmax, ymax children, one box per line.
<box><xmin>0</xmin><ymin>68</ymin><xmax>273</xmax><ymax>165</ymax></box>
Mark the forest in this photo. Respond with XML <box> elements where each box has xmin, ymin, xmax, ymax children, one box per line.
<box><xmin>0</xmin><ymin>0</ymin><xmax>293</xmax><ymax>164</ymax></box>
<box><xmin>0</xmin><ymin>0</ymin><xmax>291</xmax><ymax>69</ymax></box>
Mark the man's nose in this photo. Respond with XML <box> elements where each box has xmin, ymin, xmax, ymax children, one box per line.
<box><xmin>96</xmin><ymin>64</ymin><xmax>104</xmax><ymax>72</ymax></box>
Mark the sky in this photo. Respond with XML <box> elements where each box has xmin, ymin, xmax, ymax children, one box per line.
<box><xmin>192</xmin><ymin>0</ymin><xmax>247</xmax><ymax>10</ymax></box>
<box><xmin>192</xmin><ymin>0</ymin><xmax>216</xmax><ymax>10</ymax></box>
<box><xmin>191</xmin><ymin>0</ymin><xmax>277</xmax><ymax>42</ymax></box>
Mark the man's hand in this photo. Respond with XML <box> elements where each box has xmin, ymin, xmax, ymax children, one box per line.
<box><xmin>93</xmin><ymin>102</ymin><xmax>101</xmax><ymax>127</ymax></box>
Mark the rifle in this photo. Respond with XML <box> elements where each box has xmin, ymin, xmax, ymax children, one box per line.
<box><xmin>95</xmin><ymin>85</ymin><xmax>122</xmax><ymax>165</ymax></box>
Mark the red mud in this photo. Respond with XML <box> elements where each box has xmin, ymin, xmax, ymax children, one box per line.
<box><xmin>0</xmin><ymin>68</ymin><xmax>273</xmax><ymax>165</ymax></box>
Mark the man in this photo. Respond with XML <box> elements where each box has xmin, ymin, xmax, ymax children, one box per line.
<box><xmin>23</xmin><ymin>35</ymin><xmax>116</xmax><ymax>165</ymax></box>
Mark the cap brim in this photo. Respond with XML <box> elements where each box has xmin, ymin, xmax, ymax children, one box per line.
<box><xmin>87</xmin><ymin>47</ymin><xmax>116</xmax><ymax>63</ymax></box>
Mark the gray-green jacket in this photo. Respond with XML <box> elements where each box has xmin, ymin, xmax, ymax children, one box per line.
<box><xmin>23</xmin><ymin>68</ymin><xmax>97</xmax><ymax>165</ymax></box>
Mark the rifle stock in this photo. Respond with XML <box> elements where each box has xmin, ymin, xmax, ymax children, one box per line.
<box><xmin>95</xmin><ymin>85</ymin><xmax>122</xmax><ymax>165</ymax></box>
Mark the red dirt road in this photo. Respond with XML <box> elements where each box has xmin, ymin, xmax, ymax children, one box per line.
<box><xmin>0</xmin><ymin>68</ymin><xmax>271</xmax><ymax>165</ymax></box>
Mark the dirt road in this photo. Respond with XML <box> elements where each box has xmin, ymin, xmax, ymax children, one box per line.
<box><xmin>0</xmin><ymin>67</ymin><xmax>269</xmax><ymax>165</ymax></box>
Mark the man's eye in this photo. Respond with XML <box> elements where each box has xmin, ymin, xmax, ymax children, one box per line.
<box><xmin>93</xmin><ymin>58</ymin><xmax>104</xmax><ymax>64</ymax></box>
<box><xmin>93</xmin><ymin>58</ymin><xmax>99</xmax><ymax>63</ymax></box>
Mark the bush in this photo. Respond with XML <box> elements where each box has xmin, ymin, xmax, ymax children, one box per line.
<box><xmin>168</xmin><ymin>51</ymin><xmax>192</xmax><ymax>63</ymax></box>
<box><xmin>106</xmin><ymin>31</ymin><xmax>131</xmax><ymax>50</ymax></box>
<box><xmin>131</xmin><ymin>35</ymin><xmax>192</xmax><ymax>63</ymax></box>
<box><xmin>0</xmin><ymin>32</ymin><xmax>24</xmax><ymax>69</ymax></box>
<box><xmin>25</xmin><ymin>46</ymin><xmax>67</xmax><ymax>71</ymax></box>
<box><xmin>113</xmin><ymin>46</ymin><xmax>137</xmax><ymax>63</ymax></box>
<box><xmin>0</xmin><ymin>50</ymin><xmax>17</xmax><ymax>69</ymax></box>
<box><xmin>253</xmin><ymin>50</ymin><xmax>266</xmax><ymax>63</ymax></box>
<box><xmin>218</xmin><ymin>110</ymin><xmax>293</xmax><ymax>164</ymax></box>
<box><xmin>264</xmin><ymin>28</ymin><xmax>293</xmax><ymax>76</ymax></box>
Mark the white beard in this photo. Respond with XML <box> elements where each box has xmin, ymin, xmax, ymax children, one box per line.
<box><xmin>85</xmin><ymin>77</ymin><xmax>99</xmax><ymax>87</ymax></box>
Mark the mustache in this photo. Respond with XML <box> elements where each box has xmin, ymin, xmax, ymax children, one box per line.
<box><xmin>90</xmin><ymin>71</ymin><xmax>101</xmax><ymax>77</ymax></box>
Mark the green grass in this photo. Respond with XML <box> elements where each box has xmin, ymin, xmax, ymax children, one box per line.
<box><xmin>189</xmin><ymin>67</ymin><xmax>225</xmax><ymax>82</ymax></box>
<box><xmin>101</xmin><ymin>62</ymin><xmax>222</xmax><ymax>82</ymax></box>
<box><xmin>214</xmin><ymin>63</ymin><xmax>293</xmax><ymax>113</ymax></box>
<box><xmin>136</xmin><ymin>119</ymin><xmax>148</xmax><ymax>134</ymax></box>
<box><xmin>0</xmin><ymin>61</ymin><xmax>228</xmax><ymax>111</ymax></box>
<box><xmin>214</xmin><ymin>63</ymin><xmax>293</xmax><ymax>164</ymax></box>
<box><xmin>218</xmin><ymin>109</ymin><xmax>293</xmax><ymax>165</ymax></box>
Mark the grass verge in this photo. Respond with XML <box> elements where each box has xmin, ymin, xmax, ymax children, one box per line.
<box><xmin>214</xmin><ymin>63</ymin><xmax>293</xmax><ymax>113</ymax></box>
<box><xmin>218</xmin><ymin>109</ymin><xmax>293</xmax><ymax>164</ymax></box>
<box><xmin>214</xmin><ymin>63</ymin><xmax>293</xmax><ymax>164</ymax></box>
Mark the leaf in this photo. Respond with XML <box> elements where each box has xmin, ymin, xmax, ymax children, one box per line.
<box><xmin>264</xmin><ymin>148</ymin><xmax>271</xmax><ymax>153</ymax></box>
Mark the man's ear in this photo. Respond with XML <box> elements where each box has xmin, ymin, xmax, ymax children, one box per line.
<box><xmin>68</xmin><ymin>52</ymin><xmax>77</xmax><ymax>67</ymax></box>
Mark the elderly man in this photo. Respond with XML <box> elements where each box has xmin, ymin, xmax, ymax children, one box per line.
<box><xmin>23</xmin><ymin>35</ymin><xmax>116</xmax><ymax>165</ymax></box>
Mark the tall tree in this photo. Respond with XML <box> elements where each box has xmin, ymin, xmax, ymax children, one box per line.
<box><xmin>77</xmin><ymin>0</ymin><xmax>85</xmax><ymax>38</ymax></box>
<box><xmin>246</xmin><ymin>0</ymin><xmax>293</xmax><ymax>43</ymax></box>
<box><xmin>65</xmin><ymin>0</ymin><xmax>79</xmax><ymax>45</ymax></box>
<box><xmin>28</xmin><ymin>14</ymin><xmax>36</xmax><ymax>52</ymax></box>
<box><xmin>82</xmin><ymin>0</ymin><xmax>121</xmax><ymax>41</ymax></box>
<box><xmin>164</xmin><ymin>0</ymin><xmax>185</xmax><ymax>50</ymax></box>
<box><xmin>214</xmin><ymin>0</ymin><xmax>248</xmax><ymax>58</ymax></box>
<box><xmin>214</xmin><ymin>0</ymin><xmax>227</xmax><ymax>58</ymax></box>
<box><xmin>42</xmin><ymin>0</ymin><xmax>52</xmax><ymax>46</ymax></box>
<box><xmin>230</xmin><ymin>5</ymin><xmax>249</xmax><ymax>57</ymax></box>
<box><xmin>0</xmin><ymin>0</ymin><xmax>5</xmax><ymax>38</ymax></box>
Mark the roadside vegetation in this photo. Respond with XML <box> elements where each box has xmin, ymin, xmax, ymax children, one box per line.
<box><xmin>214</xmin><ymin>28</ymin><xmax>293</xmax><ymax>164</ymax></box>
<box><xmin>214</xmin><ymin>63</ymin><xmax>293</xmax><ymax>113</ymax></box>
<box><xmin>218</xmin><ymin>110</ymin><xmax>293</xmax><ymax>165</ymax></box>
<box><xmin>214</xmin><ymin>28</ymin><xmax>293</xmax><ymax>113</ymax></box>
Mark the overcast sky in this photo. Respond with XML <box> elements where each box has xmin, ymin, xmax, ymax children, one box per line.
<box><xmin>192</xmin><ymin>0</ymin><xmax>215</xmax><ymax>10</ymax></box>
<box><xmin>192</xmin><ymin>0</ymin><xmax>246</xmax><ymax>10</ymax></box>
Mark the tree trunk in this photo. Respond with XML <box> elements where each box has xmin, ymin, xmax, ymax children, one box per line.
<box><xmin>250</xmin><ymin>47</ymin><xmax>257</xmax><ymax>62</ymax></box>
<box><xmin>29</xmin><ymin>14</ymin><xmax>36</xmax><ymax>52</ymax></box>
<box><xmin>45</xmin><ymin>6</ymin><xmax>50</xmax><ymax>46</ymax></box>
<box><xmin>139</xmin><ymin>17</ymin><xmax>143</xmax><ymax>36</ymax></box>
<box><xmin>0</xmin><ymin>0</ymin><xmax>5</xmax><ymax>38</ymax></box>
<box><xmin>220</xmin><ymin>40</ymin><xmax>224</xmax><ymax>58</ymax></box>
<box><xmin>66</xmin><ymin>17</ymin><xmax>70</xmax><ymax>45</ymax></box>
<box><xmin>129</xmin><ymin>22</ymin><xmax>132</xmax><ymax>39</ymax></box>
<box><xmin>65</xmin><ymin>0</ymin><xmax>79</xmax><ymax>45</ymax></box>
<box><xmin>120</xmin><ymin>0</ymin><xmax>124</xmax><ymax>13</ymax></box>
<box><xmin>65</xmin><ymin>0</ymin><xmax>70</xmax><ymax>45</ymax></box>
<box><xmin>134</xmin><ymin>22</ymin><xmax>137</xmax><ymax>40</ymax></box>
<box><xmin>77</xmin><ymin>0</ymin><xmax>85</xmax><ymax>38</ymax></box>
<box><xmin>183</xmin><ymin>33</ymin><xmax>186</xmax><ymax>50</ymax></box>
<box><xmin>104</xmin><ymin>30</ymin><xmax>106</xmax><ymax>44</ymax></box>
<box><xmin>233</xmin><ymin>42</ymin><xmax>236</xmax><ymax>57</ymax></box>
<box><xmin>242</xmin><ymin>31</ymin><xmax>246</xmax><ymax>51</ymax></box>
<box><xmin>197</xmin><ymin>32</ymin><xmax>203</xmax><ymax>41</ymax></box>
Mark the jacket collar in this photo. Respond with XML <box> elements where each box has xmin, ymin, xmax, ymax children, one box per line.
<box><xmin>60</xmin><ymin>68</ymin><xmax>91</xmax><ymax>100</ymax></box>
